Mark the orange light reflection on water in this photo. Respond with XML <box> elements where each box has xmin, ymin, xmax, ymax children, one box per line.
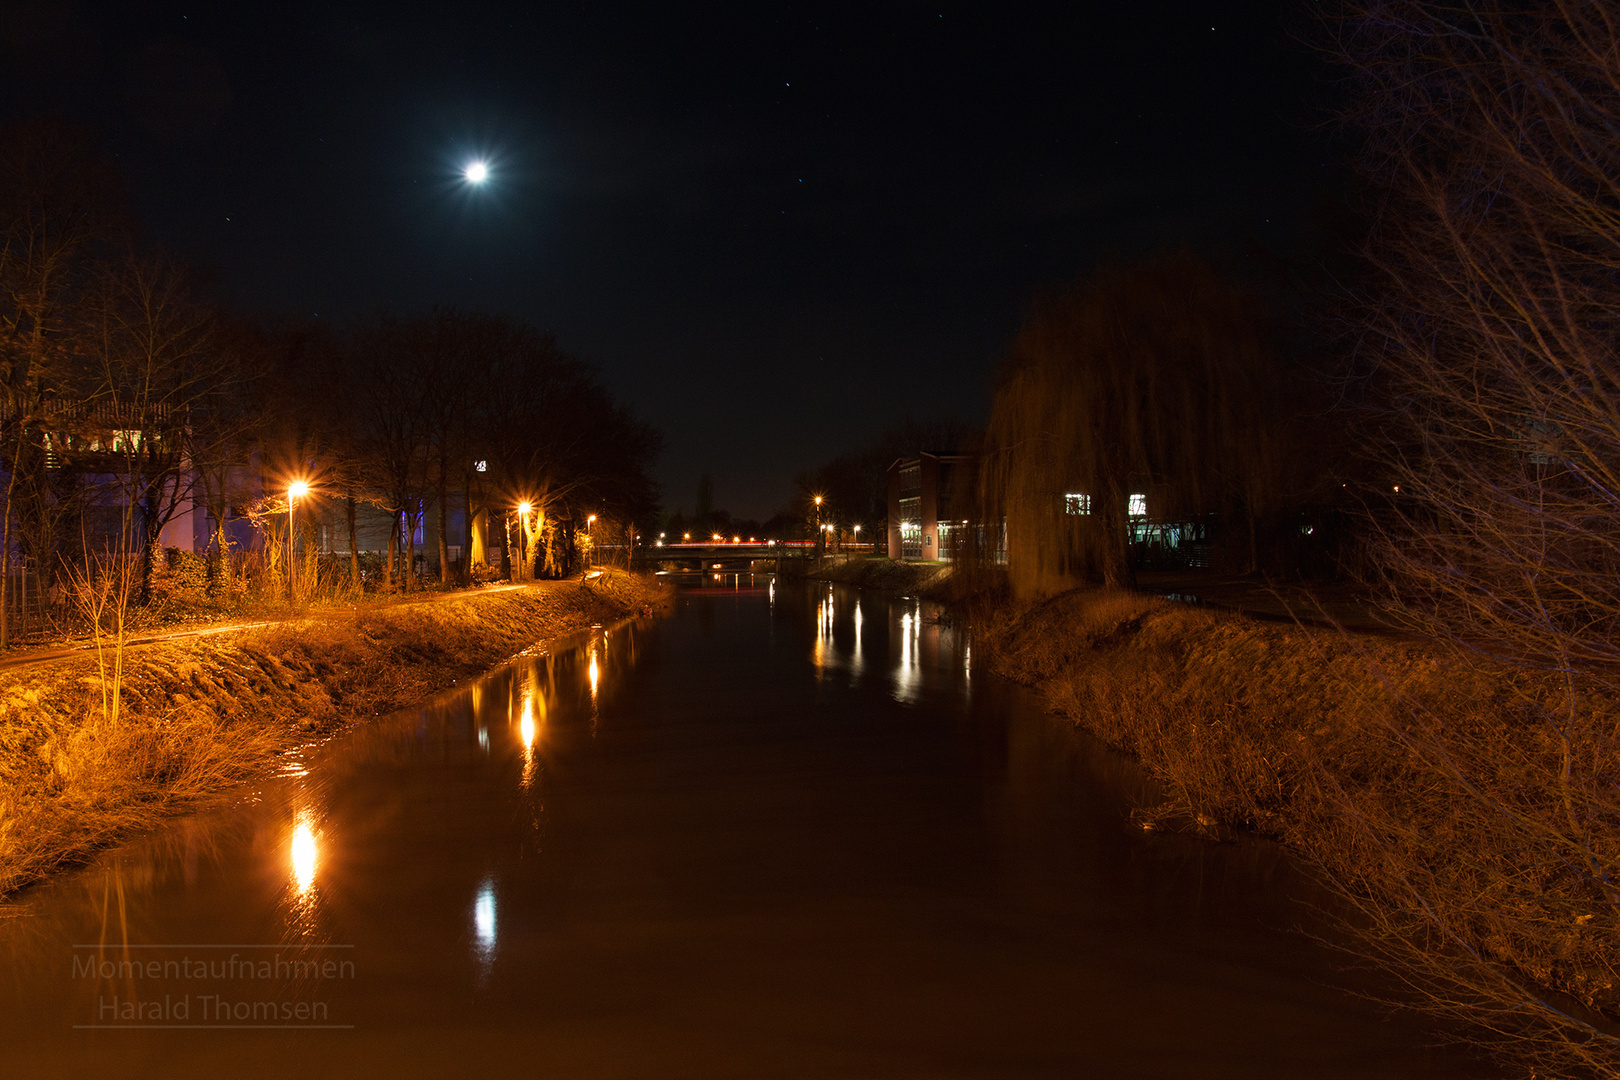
<box><xmin>291</xmin><ymin>813</ymin><xmax>318</xmax><ymax>896</ymax></box>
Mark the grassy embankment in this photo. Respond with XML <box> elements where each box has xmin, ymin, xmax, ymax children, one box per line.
<box><xmin>0</xmin><ymin>570</ymin><xmax>670</xmax><ymax>897</ymax></box>
<box><xmin>980</xmin><ymin>586</ymin><xmax>1620</xmax><ymax>1062</ymax></box>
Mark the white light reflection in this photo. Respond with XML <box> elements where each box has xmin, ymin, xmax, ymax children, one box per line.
<box><xmin>851</xmin><ymin>601</ymin><xmax>864</xmax><ymax>675</ymax></box>
<box><xmin>894</xmin><ymin>606</ymin><xmax>920</xmax><ymax>704</ymax></box>
<box><xmin>473</xmin><ymin>878</ymin><xmax>498</xmax><ymax>964</ymax></box>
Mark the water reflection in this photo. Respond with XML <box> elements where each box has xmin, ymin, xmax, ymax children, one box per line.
<box><xmin>851</xmin><ymin>600</ymin><xmax>864</xmax><ymax>675</ymax></box>
<box><xmin>895</xmin><ymin>607</ymin><xmax>917</xmax><ymax>703</ymax></box>
<box><xmin>518</xmin><ymin>675</ymin><xmax>541</xmax><ymax>790</ymax></box>
<box><xmin>290</xmin><ymin>814</ymin><xmax>317</xmax><ymax>896</ymax></box>
<box><xmin>812</xmin><ymin>589</ymin><xmax>835</xmax><ymax>673</ymax></box>
<box><xmin>473</xmin><ymin>878</ymin><xmax>498</xmax><ymax>963</ymax></box>
<box><xmin>0</xmin><ymin>581</ymin><xmax>1478</xmax><ymax>1079</ymax></box>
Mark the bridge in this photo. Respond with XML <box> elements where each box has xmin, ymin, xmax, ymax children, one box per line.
<box><xmin>629</xmin><ymin>540</ymin><xmax>811</xmax><ymax>571</ymax></box>
<box><xmin>623</xmin><ymin>540</ymin><xmax>879</xmax><ymax>572</ymax></box>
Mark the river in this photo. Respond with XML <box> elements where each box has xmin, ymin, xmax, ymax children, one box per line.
<box><xmin>0</xmin><ymin>575</ymin><xmax>1480</xmax><ymax>1078</ymax></box>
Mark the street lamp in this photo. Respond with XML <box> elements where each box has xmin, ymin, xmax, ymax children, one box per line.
<box><xmin>288</xmin><ymin>480</ymin><xmax>310</xmax><ymax>602</ymax></box>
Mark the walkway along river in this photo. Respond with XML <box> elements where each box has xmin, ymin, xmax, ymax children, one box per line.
<box><xmin>0</xmin><ymin>575</ymin><xmax>1482</xmax><ymax>1078</ymax></box>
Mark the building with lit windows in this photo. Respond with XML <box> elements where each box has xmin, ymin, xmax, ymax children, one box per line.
<box><xmin>886</xmin><ymin>451</ymin><xmax>973</xmax><ymax>562</ymax></box>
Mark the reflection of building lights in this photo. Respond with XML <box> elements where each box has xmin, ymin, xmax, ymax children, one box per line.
<box><xmin>474</xmin><ymin>878</ymin><xmax>497</xmax><ymax>959</ymax></box>
<box><xmin>291</xmin><ymin>817</ymin><xmax>317</xmax><ymax>895</ymax></box>
<box><xmin>895</xmin><ymin>608</ymin><xmax>920</xmax><ymax>704</ymax></box>
<box><xmin>589</xmin><ymin>652</ymin><xmax>600</xmax><ymax>701</ymax></box>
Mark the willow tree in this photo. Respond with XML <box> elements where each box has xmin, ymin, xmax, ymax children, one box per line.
<box><xmin>980</xmin><ymin>254</ymin><xmax>1301</xmax><ymax>596</ymax></box>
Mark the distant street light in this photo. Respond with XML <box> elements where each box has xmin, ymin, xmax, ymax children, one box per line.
<box><xmin>465</xmin><ymin>161</ymin><xmax>489</xmax><ymax>184</ymax></box>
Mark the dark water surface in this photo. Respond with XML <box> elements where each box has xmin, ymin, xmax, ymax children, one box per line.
<box><xmin>0</xmin><ymin>577</ymin><xmax>1478</xmax><ymax>1078</ymax></box>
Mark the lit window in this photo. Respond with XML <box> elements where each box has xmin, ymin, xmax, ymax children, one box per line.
<box><xmin>1064</xmin><ymin>493</ymin><xmax>1090</xmax><ymax>515</ymax></box>
<box><xmin>1128</xmin><ymin>494</ymin><xmax>1147</xmax><ymax>517</ymax></box>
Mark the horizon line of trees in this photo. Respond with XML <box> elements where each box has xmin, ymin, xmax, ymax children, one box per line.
<box><xmin>0</xmin><ymin>117</ymin><xmax>661</xmax><ymax>644</ymax></box>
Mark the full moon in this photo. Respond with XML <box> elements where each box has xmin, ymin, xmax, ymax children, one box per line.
<box><xmin>465</xmin><ymin>161</ymin><xmax>489</xmax><ymax>184</ymax></box>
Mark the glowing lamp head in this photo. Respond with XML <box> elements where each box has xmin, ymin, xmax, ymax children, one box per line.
<box><xmin>288</xmin><ymin>481</ymin><xmax>310</xmax><ymax>500</ymax></box>
<box><xmin>517</xmin><ymin>501</ymin><xmax>532</xmax><ymax>516</ymax></box>
<box><xmin>465</xmin><ymin>161</ymin><xmax>489</xmax><ymax>184</ymax></box>
<box><xmin>814</xmin><ymin>495</ymin><xmax>822</xmax><ymax>506</ymax></box>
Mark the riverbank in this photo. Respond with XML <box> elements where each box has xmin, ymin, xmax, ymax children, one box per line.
<box><xmin>0</xmin><ymin>570</ymin><xmax>671</xmax><ymax>897</ymax></box>
<box><xmin>798</xmin><ymin>555</ymin><xmax>974</xmax><ymax>602</ymax></box>
<box><xmin>980</xmin><ymin>585</ymin><xmax>1619</xmax><ymax>1070</ymax></box>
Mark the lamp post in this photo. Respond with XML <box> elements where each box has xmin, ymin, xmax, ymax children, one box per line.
<box><xmin>813</xmin><ymin>495</ymin><xmax>823</xmax><ymax>556</ymax></box>
<box><xmin>288</xmin><ymin>480</ymin><xmax>309</xmax><ymax>603</ymax></box>
<box><xmin>517</xmin><ymin>502</ymin><xmax>532</xmax><ymax>581</ymax></box>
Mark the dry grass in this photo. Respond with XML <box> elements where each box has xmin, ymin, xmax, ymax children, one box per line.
<box><xmin>982</xmin><ymin>587</ymin><xmax>1620</xmax><ymax>1076</ymax></box>
<box><xmin>0</xmin><ymin>570</ymin><xmax>670</xmax><ymax>897</ymax></box>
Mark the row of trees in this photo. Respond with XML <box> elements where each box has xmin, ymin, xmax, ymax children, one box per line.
<box><xmin>0</xmin><ymin>119</ymin><xmax>660</xmax><ymax>643</ymax></box>
<box><xmin>259</xmin><ymin>310</ymin><xmax>659</xmax><ymax>593</ymax></box>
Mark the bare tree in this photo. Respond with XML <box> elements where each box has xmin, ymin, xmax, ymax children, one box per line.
<box><xmin>353</xmin><ymin>316</ymin><xmax>434</xmax><ymax>591</ymax></box>
<box><xmin>0</xmin><ymin>119</ymin><xmax>122</xmax><ymax>643</ymax></box>
<box><xmin>1322</xmin><ymin>3</ymin><xmax>1620</xmax><ymax>1074</ymax></box>
<box><xmin>80</xmin><ymin>252</ymin><xmax>225</xmax><ymax>605</ymax></box>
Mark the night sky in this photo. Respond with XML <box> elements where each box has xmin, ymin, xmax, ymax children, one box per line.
<box><xmin>0</xmin><ymin>2</ymin><xmax>1333</xmax><ymax>519</ymax></box>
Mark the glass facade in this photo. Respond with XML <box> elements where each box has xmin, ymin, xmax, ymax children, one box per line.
<box><xmin>898</xmin><ymin>463</ymin><xmax>922</xmax><ymax>560</ymax></box>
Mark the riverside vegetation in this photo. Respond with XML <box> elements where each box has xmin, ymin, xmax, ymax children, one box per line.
<box><xmin>0</xmin><ymin>569</ymin><xmax>669</xmax><ymax>898</ymax></box>
<box><xmin>980</xmin><ymin>586</ymin><xmax>1619</xmax><ymax>1077</ymax></box>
